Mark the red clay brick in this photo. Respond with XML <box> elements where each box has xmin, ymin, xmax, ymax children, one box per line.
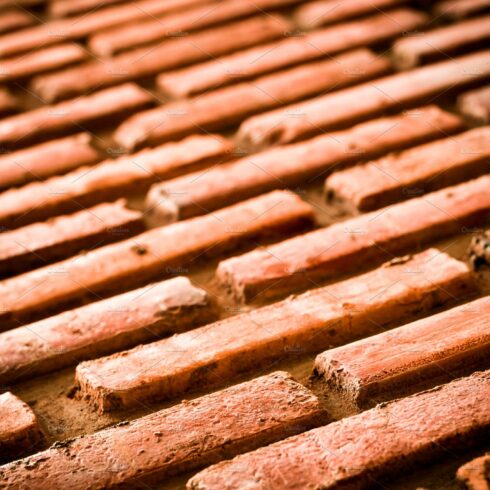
<box><xmin>0</xmin><ymin>276</ymin><xmax>216</xmax><ymax>383</ymax></box>
<box><xmin>145</xmin><ymin>106</ymin><xmax>463</xmax><ymax>225</ymax></box>
<box><xmin>457</xmin><ymin>454</ymin><xmax>490</xmax><ymax>489</ymax></box>
<box><xmin>315</xmin><ymin>296</ymin><xmax>490</xmax><ymax>408</ymax></box>
<box><xmin>434</xmin><ymin>0</ymin><xmax>490</xmax><ymax>19</ymax></box>
<box><xmin>31</xmin><ymin>15</ymin><xmax>292</xmax><ymax>102</ymax></box>
<box><xmin>0</xmin><ymin>190</ymin><xmax>314</xmax><ymax>327</ymax></box>
<box><xmin>0</xmin><ymin>83</ymin><xmax>154</xmax><ymax>150</ymax></box>
<box><xmin>75</xmin><ymin>249</ymin><xmax>474</xmax><ymax>411</ymax></box>
<box><xmin>0</xmin><ymin>8</ymin><xmax>34</xmax><ymax>34</ymax></box>
<box><xmin>458</xmin><ymin>86</ymin><xmax>490</xmax><ymax>124</ymax></box>
<box><xmin>0</xmin><ymin>200</ymin><xmax>144</xmax><ymax>277</ymax></box>
<box><xmin>0</xmin><ymin>44</ymin><xmax>87</xmax><ymax>83</ymax></box>
<box><xmin>294</xmin><ymin>0</ymin><xmax>406</xmax><ymax>29</ymax></box>
<box><xmin>116</xmin><ymin>49</ymin><xmax>390</xmax><ymax>150</ymax></box>
<box><xmin>0</xmin><ymin>0</ymin><xmax>211</xmax><ymax>57</ymax></box>
<box><xmin>89</xmin><ymin>0</ymin><xmax>303</xmax><ymax>56</ymax></box>
<box><xmin>0</xmin><ymin>372</ymin><xmax>326</xmax><ymax>488</ymax></box>
<box><xmin>392</xmin><ymin>16</ymin><xmax>490</xmax><ymax>69</ymax></box>
<box><xmin>216</xmin><ymin>174</ymin><xmax>490</xmax><ymax>303</ymax></box>
<box><xmin>157</xmin><ymin>9</ymin><xmax>426</xmax><ymax>98</ymax></box>
<box><xmin>0</xmin><ymin>133</ymin><xmax>100</xmax><ymax>190</ymax></box>
<box><xmin>325</xmin><ymin>127</ymin><xmax>490</xmax><ymax>212</ymax></box>
<box><xmin>0</xmin><ymin>392</ymin><xmax>43</xmax><ymax>462</ymax></box>
<box><xmin>188</xmin><ymin>370</ymin><xmax>490</xmax><ymax>490</ymax></box>
<box><xmin>237</xmin><ymin>50</ymin><xmax>490</xmax><ymax>150</ymax></box>
<box><xmin>0</xmin><ymin>135</ymin><xmax>232</xmax><ymax>230</ymax></box>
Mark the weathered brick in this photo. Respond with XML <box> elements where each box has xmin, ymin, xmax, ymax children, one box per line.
<box><xmin>0</xmin><ymin>83</ymin><xmax>153</xmax><ymax>149</ymax></box>
<box><xmin>145</xmin><ymin>106</ymin><xmax>462</xmax><ymax>225</ymax></box>
<box><xmin>325</xmin><ymin>127</ymin><xmax>490</xmax><ymax>211</ymax></box>
<box><xmin>116</xmin><ymin>49</ymin><xmax>390</xmax><ymax>149</ymax></box>
<box><xmin>315</xmin><ymin>296</ymin><xmax>490</xmax><ymax>407</ymax></box>
<box><xmin>0</xmin><ymin>190</ymin><xmax>314</xmax><ymax>326</ymax></box>
<box><xmin>0</xmin><ymin>200</ymin><xmax>144</xmax><ymax>277</ymax></box>
<box><xmin>237</xmin><ymin>50</ymin><xmax>490</xmax><ymax>150</ymax></box>
<box><xmin>188</xmin><ymin>371</ymin><xmax>490</xmax><ymax>490</ymax></box>
<box><xmin>158</xmin><ymin>9</ymin><xmax>424</xmax><ymax>97</ymax></box>
<box><xmin>0</xmin><ymin>277</ymin><xmax>215</xmax><ymax>383</ymax></box>
<box><xmin>0</xmin><ymin>392</ymin><xmax>43</xmax><ymax>463</ymax></box>
<box><xmin>31</xmin><ymin>15</ymin><xmax>291</xmax><ymax>102</ymax></box>
<box><xmin>0</xmin><ymin>372</ymin><xmax>326</xmax><ymax>489</ymax></box>
<box><xmin>0</xmin><ymin>133</ymin><xmax>100</xmax><ymax>190</ymax></box>
<box><xmin>392</xmin><ymin>16</ymin><xmax>490</xmax><ymax>69</ymax></box>
<box><xmin>216</xmin><ymin>175</ymin><xmax>490</xmax><ymax>303</ymax></box>
<box><xmin>0</xmin><ymin>135</ymin><xmax>232</xmax><ymax>230</ymax></box>
<box><xmin>75</xmin><ymin>249</ymin><xmax>474</xmax><ymax>411</ymax></box>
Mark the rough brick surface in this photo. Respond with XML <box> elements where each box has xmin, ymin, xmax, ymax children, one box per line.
<box><xmin>217</xmin><ymin>175</ymin><xmax>490</xmax><ymax>303</ymax></box>
<box><xmin>0</xmin><ymin>277</ymin><xmax>215</xmax><ymax>383</ymax></box>
<box><xmin>324</xmin><ymin>127</ymin><xmax>490</xmax><ymax>211</ymax></box>
<box><xmin>0</xmin><ymin>372</ymin><xmax>326</xmax><ymax>489</ymax></box>
<box><xmin>0</xmin><ymin>135</ymin><xmax>232</xmax><ymax>230</ymax></box>
<box><xmin>188</xmin><ymin>371</ymin><xmax>490</xmax><ymax>490</ymax></box>
<box><xmin>0</xmin><ymin>200</ymin><xmax>144</xmax><ymax>276</ymax></box>
<box><xmin>315</xmin><ymin>296</ymin><xmax>490</xmax><ymax>407</ymax></box>
<box><xmin>0</xmin><ymin>392</ymin><xmax>43</xmax><ymax>462</ymax></box>
<box><xmin>75</xmin><ymin>249</ymin><xmax>474</xmax><ymax>411</ymax></box>
<box><xmin>0</xmin><ymin>191</ymin><xmax>314</xmax><ymax>327</ymax></box>
<box><xmin>237</xmin><ymin>50</ymin><xmax>490</xmax><ymax>150</ymax></box>
<box><xmin>116</xmin><ymin>48</ymin><xmax>390</xmax><ymax>150</ymax></box>
<box><xmin>145</xmin><ymin>106</ymin><xmax>462</xmax><ymax>225</ymax></box>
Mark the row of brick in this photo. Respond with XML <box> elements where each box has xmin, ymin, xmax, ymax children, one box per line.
<box><xmin>1</xmin><ymin>171</ymin><xmax>488</xmax><ymax>326</ymax></box>
<box><xmin>0</xmin><ymin>190</ymin><xmax>313</xmax><ymax>327</ymax></box>
<box><xmin>0</xmin><ymin>372</ymin><xmax>325</xmax><ymax>488</ymax></box>
<box><xmin>2</xmin><ymin>370</ymin><xmax>489</xmax><ymax>489</ymax></box>
<box><xmin>31</xmin><ymin>10</ymin><xmax>423</xmax><ymax>102</ymax></box>
<box><xmin>0</xmin><ymin>134</ymin><xmax>232</xmax><ymax>230</ymax></box>
<box><xmin>115</xmin><ymin>48</ymin><xmax>392</xmax><ymax>150</ymax></box>
<box><xmin>145</xmin><ymin>106</ymin><xmax>462</xmax><ymax>225</ymax></box>
<box><xmin>236</xmin><ymin>50</ymin><xmax>490</xmax><ymax>150</ymax></box>
<box><xmin>189</xmin><ymin>371</ymin><xmax>490</xmax><ymax>489</ymax></box>
<box><xmin>217</xmin><ymin>174</ymin><xmax>490</xmax><ymax>303</ymax></box>
<box><xmin>75</xmin><ymin>248</ymin><xmax>474</xmax><ymax>411</ymax></box>
<box><xmin>157</xmin><ymin>9</ymin><xmax>424</xmax><ymax>98</ymax></box>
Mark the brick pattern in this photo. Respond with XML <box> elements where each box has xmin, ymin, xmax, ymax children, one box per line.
<box><xmin>75</xmin><ymin>249</ymin><xmax>474</xmax><ymax>411</ymax></box>
<box><xmin>0</xmin><ymin>1</ymin><xmax>488</xmax><ymax>488</ymax></box>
